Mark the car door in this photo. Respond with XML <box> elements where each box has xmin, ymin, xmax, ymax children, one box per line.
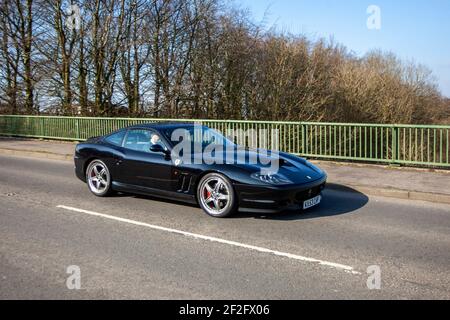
<box><xmin>119</xmin><ymin>128</ymin><xmax>173</xmax><ymax>191</ymax></box>
<box><xmin>102</xmin><ymin>130</ymin><xmax>128</xmax><ymax>182</ymax></box>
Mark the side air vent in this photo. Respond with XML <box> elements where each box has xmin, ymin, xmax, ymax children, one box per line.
<box><xmin>178</xmin><ymin>174</ymin><xmax>193</xmax><ymax>193</ymax></box>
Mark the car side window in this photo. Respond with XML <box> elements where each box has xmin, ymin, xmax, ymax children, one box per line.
<box><xmin>105</xmin><ymin>130</ymin><xmax>126</xmax><ymax>146</ymax></box>
<box><xmin>123</xmin><ymin>129</ymin><xmax>168</xmax><ymax>153</ymax></box>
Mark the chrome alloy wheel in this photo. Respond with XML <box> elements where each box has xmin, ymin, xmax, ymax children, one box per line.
<box><xmin>199</xmin><ymin>176</ymin><xmax>232</xmax><ymax>216</ymax></box>
<box><xmin>87</xmin><ymin>160</ymin><xmax>110</xmax><ymax>196</ymax></box>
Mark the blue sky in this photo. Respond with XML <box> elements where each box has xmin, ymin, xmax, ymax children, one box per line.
<box><xmin>237</xmin><ymin>0</ymin><xmax>450</xmax><ymax>97</ymax></box>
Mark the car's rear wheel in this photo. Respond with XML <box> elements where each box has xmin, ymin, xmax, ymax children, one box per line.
<box><xmin>197</xmin><ymin>173</ymin><xmax>237</xmax><ymax>218</ymax></box>
<box><xmin>86</xmin><ymin>160</ymin><xmax>113</xmax><ymax>197</ymax></box>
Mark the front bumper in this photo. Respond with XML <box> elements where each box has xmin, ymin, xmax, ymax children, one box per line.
<box><xmin>74</xmin><ymin>156</ymin><xmax>86</xmax><ymax>182</ymax></box>
<box><xmin>234</xmin><ymin>176</ymin><xmax>327</xmax><ymax>213</ymax></box>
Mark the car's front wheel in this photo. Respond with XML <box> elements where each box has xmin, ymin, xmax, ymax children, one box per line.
<box><xmin>197</xmin><ymin>173</ymin><xmax>237</xmax><ymax>218</ymax></box>
<box><xmin>86</xmin><ymin>160</ymin><xmax>113</xmax><ymax>197</ymax></box>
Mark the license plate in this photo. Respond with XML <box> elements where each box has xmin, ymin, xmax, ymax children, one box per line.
<box><xmin>303</xmin><ymin>195</ymin><xmax>322</xmax><ymax>210</ymax></box>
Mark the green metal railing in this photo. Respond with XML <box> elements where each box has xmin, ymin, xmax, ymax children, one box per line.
<box><xmin>0</xmin><ymin>115</ymin><xmax>449</xmax><ymax>168</ymax></box>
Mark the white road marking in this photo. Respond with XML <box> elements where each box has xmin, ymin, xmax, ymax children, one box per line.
<box><xmin>56</xmin><ymin>205</ymin><xmax>361</xmax><ymax>274</ymax></box>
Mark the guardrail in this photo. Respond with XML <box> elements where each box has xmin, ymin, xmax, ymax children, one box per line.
<box><xmin>0</xmin><ymin>115</ymin><xmax>449</xmax><ymax>167</ymax></box>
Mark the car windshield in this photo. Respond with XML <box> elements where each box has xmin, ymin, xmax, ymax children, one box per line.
<box><xmin>163</xmin><ymin>126</ymin><xmax>235</xmax><ymax>149</ymax></box>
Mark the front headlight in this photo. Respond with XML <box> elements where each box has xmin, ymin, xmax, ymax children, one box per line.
<box><xmin>251</xmin><ymin>172</ymin><xmax>292</xmax><ymax>185</ymax></box>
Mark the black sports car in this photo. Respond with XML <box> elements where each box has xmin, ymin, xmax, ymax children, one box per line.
<box><xmin>74</xmin><ymin>123</ymin><xmax>327</xmax><ymax>218</ymax></box>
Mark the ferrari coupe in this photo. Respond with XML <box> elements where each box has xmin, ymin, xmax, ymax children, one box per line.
<box><xmin>74</xmin><ymin>123</ymin><xmax>327</xmax><ymax>218</ymax></box>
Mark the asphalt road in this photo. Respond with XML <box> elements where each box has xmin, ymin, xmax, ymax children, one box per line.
<box><xmin>0</xmin><ymin>154</ymin><xmax>449</xmax><ymax>299</ymax></box>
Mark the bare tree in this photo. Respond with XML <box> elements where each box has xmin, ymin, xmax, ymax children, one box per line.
<box><xmin>0</xmin><ymin>0</ymin><xmax>20</xmax><ymax>113</ymax></box>
<box><xmin>0</xmin><ymin>0</ymin><xmax>447</xmax><ymax>124</ymax></box>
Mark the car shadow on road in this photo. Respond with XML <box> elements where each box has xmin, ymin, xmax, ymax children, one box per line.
<box><xmin>115</xmin><ymin>184</ymin><xmax>369</xmax><ymax>221</ymax></box>
<box><xmin>233</xmin><ymin>184</ymin><xmax>369</xmax><ymax>221</ymax></box>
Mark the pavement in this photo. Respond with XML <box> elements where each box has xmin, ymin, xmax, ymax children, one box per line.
<box><xmin>1</xmin><ymin>136</ymin><xmax>450</xmax><ymax>205</ymax></box>
<box><xmin>0</xmin><ymin>154</ymin><xmax>449</xmax><ymax>299</ymax></box>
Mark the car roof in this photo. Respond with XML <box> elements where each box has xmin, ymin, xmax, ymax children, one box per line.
<box><xmin>126</xmin><ymin>122</ymin><xmax>199</xmax><ymax>131</ymax></box>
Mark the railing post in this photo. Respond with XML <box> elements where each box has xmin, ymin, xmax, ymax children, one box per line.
<box><xmin>301</xmin><ymin>123</ymin><xmax>306</xmax><ymax>156</ymax></box>
<box><xmin>392</xmin><ymin>126</ymin><xmax>398</xmax><ymax>165</ymax></box>
<box><xmin>40</xmin><ymin>117</ymin><xmax>44</xmax><ymax>137</ymax></box>
<box><xmin>76</xmin><ymin>118</ymin><xmax>80</xmax><ymax>140</ymax></box>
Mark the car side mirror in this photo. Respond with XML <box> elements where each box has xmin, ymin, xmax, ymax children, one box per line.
<box><xmin>150</xmin><ymin>144</ymin><xmax>169</xmax><ymax>155</ymax></box>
